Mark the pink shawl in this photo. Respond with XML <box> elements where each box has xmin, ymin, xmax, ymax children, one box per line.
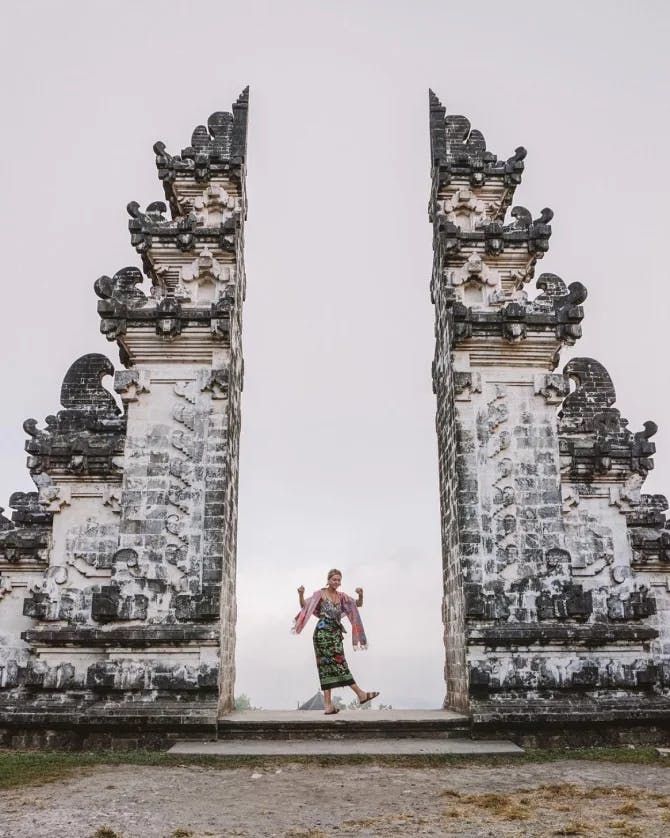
<box><xmin>292</xmin><ymin>589</ymin><xmax>368</xmax><ymax>650</ymax></box>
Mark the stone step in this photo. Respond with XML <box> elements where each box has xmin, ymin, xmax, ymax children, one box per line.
<box><xmin>216</xmin><ymin>709</ymin><xmax>473</xmax><ymax>740</ymax></box>
<box><xmin>169</xmin><ymin>737</ymin><xmax>523</xmax><ymax>756</ymax></box>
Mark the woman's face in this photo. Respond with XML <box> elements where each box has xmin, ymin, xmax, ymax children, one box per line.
<box><xmin>328</xmin><ymin>573</ymin><xmax>342</xmax><ymax>590</ymax></box>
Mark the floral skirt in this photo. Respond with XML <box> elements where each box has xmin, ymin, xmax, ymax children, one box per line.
<box><xmin>313</xmin><ymin>617</ymin><xmax>355</xmax><ymax>690</ymax></box>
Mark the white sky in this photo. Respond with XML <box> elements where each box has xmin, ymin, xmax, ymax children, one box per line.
<box><xmin>1</xmin><ymin>1</ymin><xmax>669</xmax><ymax>709</ymax></box>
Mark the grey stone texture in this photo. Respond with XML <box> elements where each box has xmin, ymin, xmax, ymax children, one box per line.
<box><xmin>429</xmin><ymin>90</ymin><xmax>670</xmax><ymax>726</ymax></box>
<box><xmin>0</xmin><ymin>89</ymin><xmax>249</xmax><ymax>734</ymax></box>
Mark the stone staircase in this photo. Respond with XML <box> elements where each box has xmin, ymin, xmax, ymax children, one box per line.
<box><xmin>168</xmin><ymin>710</ymin><xmax>524</xmax><ymax>756</ymax></box>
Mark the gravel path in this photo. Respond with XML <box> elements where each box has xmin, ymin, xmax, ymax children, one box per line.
<box><xmin>1</xmin><ymin>760</ymin><xmax>669</xmax><ymax>837</ymax></box>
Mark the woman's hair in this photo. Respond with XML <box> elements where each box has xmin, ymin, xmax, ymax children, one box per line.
<box><xmin>327</xmin><ymin>568</ymin><xmax>342</xmax><ymax>580</ymax></box>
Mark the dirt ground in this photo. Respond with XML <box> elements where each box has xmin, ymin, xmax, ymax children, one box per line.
<box><xmin>0</xmin><ymin>760</ymin><xmax>669</xmax><ymax>838</ymax></box>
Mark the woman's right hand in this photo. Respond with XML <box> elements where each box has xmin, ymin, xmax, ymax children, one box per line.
<box><xmin>297</xmin><ymin>585</ymin><xmax>305</xmax><ymax>596</ymax></box>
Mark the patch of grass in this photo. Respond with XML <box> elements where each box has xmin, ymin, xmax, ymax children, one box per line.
<box><xmin>554</xmin><ymin>822</ymin><xmax>591</xmax><ymax>835</ymax></box>
<box><xmin>614</xmin><ymin>803</ymin><xmax>642</xmax><ymax>816</ymax></box>
<box><xmin>342</xmin><ymin>818</ymin><xmax>378</xmax><ymax>827</ymax></box>
<box><xmin>501</xmin><ymin>804</ymin><xmax>530</xmax><ymax>821</ymax></box>
<box><xmin>284</xmin><ymin>831</ymin><xmax>330</xmax><ymax>838</ymax></box>
<box><xmin>92</xmin><ymin>828</ymin><xmax>122</xmax><ymax>838</ymax></box>
<box><xmin>172</xmin><ymin>830</ymin><xmax>193</xmax><ymax>838</ymax></box>
<box><xmin>457</xmin><ymin>791</ymin><xmax>530</xmax><ymax>821</ymax></box>
<box><xmin>461</xmin><ymin>792</ymin><xmax>513</xmax><ymax>810</ymax></box>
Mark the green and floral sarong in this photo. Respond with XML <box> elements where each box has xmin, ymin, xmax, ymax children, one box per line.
<box><xmin>313</xmin><ymin>600</ymin><xmax>355</xmax><ymax>690</ymax></box>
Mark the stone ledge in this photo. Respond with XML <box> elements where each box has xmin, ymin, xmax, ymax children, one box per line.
<box><xmin>22</xmin><ymin>625</ymin><xmax>219</xmax><ymax>646</ymax></box>
<box><xmin>468</xmin><ymin>623</ymin><xmax>659</xmax><ymax>647</ymax></box>
<box><xmin>471</xmin><ymin>696</ymin><xmax>670</xmax><ymax>727</ymax></box>
<box><xmin>0</xmin><ymin>697</ymin><xmax>218</xmax><ymax>737</ymax></box>
<box><xmin>470</xmin><ymin>713</ymin><xmax>670</xmax><ymax>748</ymax></box>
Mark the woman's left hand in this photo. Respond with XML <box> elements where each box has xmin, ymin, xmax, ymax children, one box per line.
<box><xmin>355</xmin><ymin>587</ymin><xmax>363</xmax><ymax>595</ymax></box>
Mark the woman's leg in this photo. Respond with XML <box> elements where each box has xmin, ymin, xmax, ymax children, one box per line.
<box><xmin>323</xmin><ymin>688</ymin><xmax>333</xmax><ymax>712</ymax></box>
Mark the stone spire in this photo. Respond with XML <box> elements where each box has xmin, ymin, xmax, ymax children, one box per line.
<box><xmin>430</xmin><ymin>90</ymin><xmax>670</xmax><ymax>729</ymax></box>
<box><xmin>0</xmin><ymin>90</ymin><xmax>250</xmax><ymax>742</ymax></box>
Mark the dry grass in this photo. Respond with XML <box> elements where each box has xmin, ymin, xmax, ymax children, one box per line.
<box><xmin>553</xmin><ymin>822</ymin><xmax>591</xmax><ymax>836</ymax></box>
<box><xmin>435</xmin><ymin>783</ymin><xmax>670</xmax><ymax>836</ymax></box>
<box><xmin>91</xmin><ymin>829</ymin><xmax>122</xmax><ymax>838</ymax></box>
<box><xmin>613</xmin><ymin>803</ymin><xmax>642</xmax><ymax>816</ymax></box>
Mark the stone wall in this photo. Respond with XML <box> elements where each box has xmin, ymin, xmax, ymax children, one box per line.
<box><xmin>429</xmin><ymin>90</ymin><xmax>670</xmax><ymax>725</ymax></box>
<box><xmin>0</xmin><ymin>90</ymin><xmax>249</xmax><ymax>733</ymax></box>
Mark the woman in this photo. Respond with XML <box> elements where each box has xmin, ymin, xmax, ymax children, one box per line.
<box><xmin>293</xmin><ymin>568</ymin><xmax>379</xmax><ymax>715</ymax></box>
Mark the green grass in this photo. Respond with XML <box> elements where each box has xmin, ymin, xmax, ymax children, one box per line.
<box><xmin>0</xmin><ymin>747</ymin><xmax>666</xmax><ymax>791</ymax></box>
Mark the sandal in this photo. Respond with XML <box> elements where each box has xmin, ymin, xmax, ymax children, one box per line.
<box><xmin>324</xmin><ymin>708</ymin><xmax>340</xmax><ymax>715</ymax></box>
<box><xmin>359</xmin><ymin>691</ymin><xmax>379</xmax><ymax>706</ymax></box>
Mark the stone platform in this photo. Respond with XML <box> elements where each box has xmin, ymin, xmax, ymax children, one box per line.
<box><xmin>217</xmin><ymin>709</ymin><xmax>471</xmax><ymax>740</ymax></box>
<box><xmin>169</xmin><ymin>737</ymin><xmax>523</xmax><ymax>756</ymax></box>
<box><xmin>163</xmin><ymin>709</ymin><xmax>522</xmax><ymax>755</ymax></box>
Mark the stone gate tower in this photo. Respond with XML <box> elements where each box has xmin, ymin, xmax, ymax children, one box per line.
<box><xmin>430</xmin><ymin>90</ymin><xmax>670</xmax><ymax>733</ymax></box>
<box><xmin>0</xmin><ymin>90</ymin><xmax>248</xmax><ymax>743</ymax></box>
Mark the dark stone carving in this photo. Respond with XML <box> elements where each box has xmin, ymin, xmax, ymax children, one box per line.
<box><xmin>211</xmin><ymin>294</ymin><xmax>234</xmax><ymax>342</ymax></box>
<box><xmin>0</xmin><ymin>493</ymin><xmax>51</xmax><ymax>565</ymax></box>
<box><xmin>607</xmin><ymin>588</ymin><xmax>657</xmax><ymax>621</ymax></box>
<box><xmin>429</xmin><ymin>90</ymin><xmax>526</xmax><ymax>188</ymax></box>
<box><xmin>0</xmin><ymin>508</ymin><xmax>12</xmax><ymax>531</ymax></box>
<box><xmin>559</xmin><ymin>358</ymin><xmax>657</xmax><ymax>477</ymax></box>
<box><xmin>59</xmin><ymin>354</ymin><xmax>120</xmax><ymax>415</ymax></box>
<box><xmin>560</xmin><ymin>358</ymin><xmax>617</xmax><ymax>431</ymax></box>
<box><xmin>469</xmin><ymin>623</ymin><xmax>658</xmax><ymax>647</ymax></box>
<box><xmin>23</xmin><ymin>355</ymin><xmax>125</xmax><ymax>478</ymax></box>
<box><xmin>453</xmin><ymin>371</ymin><xmax>481</xmax><ymax>399</ymax></box>
<box><xmin>201</xmin><ymin>368</ymin><xmax>230</xmax><ymax>399</ymax></box>
<box><xmin>155</xmin><ymin>297</ymin><xmax>182</xmax><ymax>338</ymax></box>
<box><xmin>85</xmin><ymin>659</ymin><xmax>218</xmax><ymax>693</ymax></box>
<box><xmin>625</xmin><ymin>494</ymin><xmax>668</xmax><ymax>528</ymax></box>
<box><xmin>534</xmin><ymin>274</ymin><xmax>587</xmax><ymax>344</ymax></box>
<box><xmin>500</xmin><ymin>302</ymin><xmax>527</xmax><ymax>343</ymax></box>
<box><xmin>0</xmin><ymin>528</ymin><xmax>49</xmax><ymax>565</ymax></box>
<box><xmin>468</xmin><ymin>654</ymin><xmax>665</xmax><ymax>696</ymax></box>
<box><xmin>127</xmin><ymin>201</ymin><xmax>201</xmax><ymax>255</ymax></box>
<box><xmin>94</xmin><ymin>267</ymin><xmax>148</xmax><ymax>309</ymax></box>
<box><xmin>7</xmin><ymin>492</ymin><xmax>52</xmax><ymax>527</ymax></box>
<box><xmin>434</xmin><ymin>209</ymin><xmax>552</xmax><ymax>257</ymax></box>
<box><xmin>536</xmin><ymin>583</ymin><xmax>593</xmax><ymax>621</ymax></box>
<box><xmin>91</xmin><ymin>585</ymin><xmax>149</xmax><ymax>623</ymax></box>
<box><xmin>98</xmin><ymin>287</ymin><xmax>234</xmax><ymax>345</ymax></box>
<box><xmin>22</xmin><ymin>625</ymin><xmax>219</xmax><ymax>646</ymax></box>
<box><xmin>505</xmin><ymin>206</ymin><xmax>553</xmax><ymax>254</ymax></box>
<box><xmin>630</xmin><ymin>524</ymin><xmax>670</xmax><ymax>565</ymax></box>
<box><xmin>571</xmin><ymin>663</ymin><xmax>599</xmax><ymax>689</ymax></box>
<box><xmin>174</xmin><ymin>590</ymin><xmax>220</xmax><ymax>622</ymax></box>
<box><xmin>464</xmin><ymin>583</ymin><xmax>510</xmax><ymax>620</ymax></box>
<box><xmin>154</xmin><ymin>88</ymin><xmax>249</xmax><ymax>185</ymax></box>
<box><xmin>632</xmin><ymin>421</ymin><xmax>658</xmax><ymax>473</ymax></box>
<box><xmin>445</xmin><ymin>286</ymin><xmax>586</xmax><ymax>347</ymax></box>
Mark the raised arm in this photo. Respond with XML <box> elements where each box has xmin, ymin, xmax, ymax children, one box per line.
<box><xmin>355</xmin><ymin>587</ymin><xmax>363</xmax><ymax>608</ymax></box>
<box><xmin>297</xmin><ymin>585</ymin><xmax>305</xmax><ymax>608</ymax></box>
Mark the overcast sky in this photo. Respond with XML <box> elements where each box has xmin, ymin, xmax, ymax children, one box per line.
<box><xmin>1</xmin><ymin>1</ymin><xmax>669</xmax><ymax>709</ymax></box>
